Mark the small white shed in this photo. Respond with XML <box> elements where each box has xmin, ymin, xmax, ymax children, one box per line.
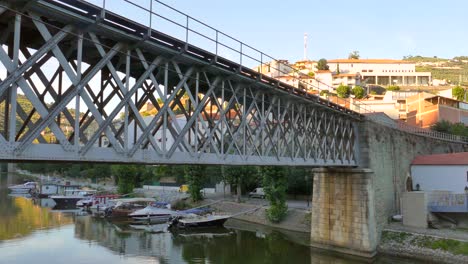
<box><xmin>411</xmin><ymin>152</ymin><xmax>468</xmax><ymax>193</ymax></box>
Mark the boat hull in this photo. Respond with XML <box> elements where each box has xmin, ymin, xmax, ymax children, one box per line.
<box><xmin>170</xmin><ymin>216</ymin><xmax>229</xmax><ymax>229</ymax></box>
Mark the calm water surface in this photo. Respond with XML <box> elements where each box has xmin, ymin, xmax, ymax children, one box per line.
<box><xmin>0</xmin><ymin>173</ymin><xmax>421</xmax><ymax>264</ymax></box>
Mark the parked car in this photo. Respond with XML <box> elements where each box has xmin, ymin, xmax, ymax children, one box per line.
<box><xmin>248</xmin><ymin>188</ymin><xmax>265</xmax><ymax>199</ymax></box>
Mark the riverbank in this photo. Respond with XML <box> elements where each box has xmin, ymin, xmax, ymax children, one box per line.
<box><xmin>207</xmin><ymin>200</ymin><xmax>311</xmax><ymax>233</ymax></box>
<box><xmin>378</xmin><ymin>223</ymin><xmax>468</xmax><ymax>264</ymax></box>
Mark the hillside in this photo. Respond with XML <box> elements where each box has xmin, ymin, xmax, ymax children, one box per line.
<box><xmin>403</xmin><ymin>55</ymin><xmax>468</xmax><ymax>85</ymax></box>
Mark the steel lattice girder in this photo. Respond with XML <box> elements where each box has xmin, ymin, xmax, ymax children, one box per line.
<box><xmin>0</xmin><ymin>1</ymin><xmax>360</xmax><ymax>166</ymax></box>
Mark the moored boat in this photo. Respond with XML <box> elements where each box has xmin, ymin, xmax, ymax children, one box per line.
<box><xmin>8</xmin><ymin>182</ymin><xmax>37</xmax><ymax>193</ymax></box>
<box><xmin>50</xmin><ymin>189</ymin><xmax>97</xmax><ymax>208</ymax></box>
<box><xmin>169</xmin><ymin>214</ymin><xmax>231</xmax><ymax>229</ymax></box>
<box><xmin>129</xmin><ymin>202</ymin><xmax>181</xmax><ymax>224</ymax></box>
<box><xmin>101</xmin><ymin>198</ymin><xmax>156</xmax><ymax>218</ymax></box>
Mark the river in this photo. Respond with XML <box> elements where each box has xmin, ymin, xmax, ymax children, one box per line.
<box><xmin>0</xmin><ymin>172</ymin><xmax>421</xmax><ymax>264</ymax></box>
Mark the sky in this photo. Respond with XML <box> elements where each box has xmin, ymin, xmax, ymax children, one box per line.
<box><xmin>102</xmin><ymin>0</ymin><xmax>468</xmax><ymax>63</ymax></box>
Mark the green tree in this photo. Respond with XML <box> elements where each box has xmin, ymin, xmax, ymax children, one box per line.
<box><xmin>452</xmin><ymin>86</ymin><xmax>466</xmax><ymax>101</ymax></box>
<box><xmin>111</xmin><ymin>164</ymin><xmax>138</xmax><ymax>194</ymax></box>
<box><xmin>336</xmin><ymin>84</ymin><xmax>351</xmax><ymax>98</ymax></box>
<box><xmin>224</xmin><ymin>166</ymin><xmax>259</xmax><ymax>203</ymax></box>
<box><xmin>348</xmin><ymin>50</ymin><xmax>360</xmax><ymax>59</ymax></box>
<box><xmin>316</xmin><ymin>59</ymin><xmax>329</xmax><ymax>71</ymax></box>
<box><xmin>261</xmin><ymin>166</ymin><xmax>288</xmax><ymax>223</ymax></box>
<box><xmin>184</xmin><ymin>165</ymin><xmax>207</xmax><ymax>202</ymax></box>
<box><xmin>352</xmin><ymin>85</ymin><xmax>365</xmax><ymax>99</ymax></box>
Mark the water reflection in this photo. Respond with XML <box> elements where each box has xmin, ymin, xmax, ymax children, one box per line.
<box><xmin>0</xmin><ymin>175</ymin><xmax>72</xmax><ymax>241</ymax></box>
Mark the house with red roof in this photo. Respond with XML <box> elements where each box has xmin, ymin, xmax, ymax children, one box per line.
<box><xmin>411</xmin><ymin>152</ymin><xmax>468</xmax><ymax>193</ymax></box>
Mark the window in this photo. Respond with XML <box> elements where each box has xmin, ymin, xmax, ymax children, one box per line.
<box><xmin>363</xmin><ymin>70</ymin><xmax>368</xmax><ymax>72</ymax></box>
<box><xmin>369</xmin><ymin>70</ymin><xmax>373</xmax><ymax>72</ymax></box>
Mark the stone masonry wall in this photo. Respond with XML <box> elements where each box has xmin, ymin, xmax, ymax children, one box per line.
<box><xmin>311</xmin><ymin>168</ymin><xmax>377</xmax><ymax>258</ymax></box>
<box><xmin>358</xmin><ymin>120</ymin><xmax>468</xmax><ymax>241</ymax></box>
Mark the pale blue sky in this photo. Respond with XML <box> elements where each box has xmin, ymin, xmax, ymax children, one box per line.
<box><xmin>159</xmin><ymin>0</ymin><xmax>467</xmax><ymax>61</ymax></box>
<box><xmin>116</xmin><ymin>0</ymin><xmax>464</xmax><ymax>63</ymax></box>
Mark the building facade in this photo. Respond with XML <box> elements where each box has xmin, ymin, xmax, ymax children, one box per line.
<box><xmin>411</xmin><ymin>152</ymin><xmax>468</xmax><ymax>193</ymax></box>
<box><xmin>406</xmin><ymin>92</ymin><xmax>468</xmax><ymax>128</ymax></box>
<box><xmin>327</xmin><ymin>59</ymin><xmax>432</xmax><ymax>86</ymax></box>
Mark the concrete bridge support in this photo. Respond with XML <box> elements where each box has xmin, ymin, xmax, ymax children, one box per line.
<box><xmin>310</xmin><ymin>168</ymin><xmax>377</xmax><ymax>258</ymax></box>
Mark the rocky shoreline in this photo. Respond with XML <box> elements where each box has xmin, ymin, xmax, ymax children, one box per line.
<box><xmin>378</xmin><ymin>229</ymin><xmax>468</xmax><ymax>264</ymax></box>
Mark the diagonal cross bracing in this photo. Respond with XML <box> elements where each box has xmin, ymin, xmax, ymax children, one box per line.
<box><xmin>0</xmin><ymin>0</ymin><xmax>359</xmax><ymax>166</ymax></box>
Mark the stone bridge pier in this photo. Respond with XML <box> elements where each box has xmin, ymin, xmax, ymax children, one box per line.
<box><xmin>309</xmin><ymin>120</ymin><xmax>468</xmax><ymax>258</ymax></box>
<box><xmin>310</xmin><ymin>168</ymin><xmax>377</xmax><ymax>257</ymax></box>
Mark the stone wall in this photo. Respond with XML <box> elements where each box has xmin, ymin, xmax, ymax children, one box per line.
<box><xmin>310</xmin><ymin>168</ymin><xmax>377</xmax><ymax>258</ymax></box>
<box><xmin>358</xmin><ymin>120</ymin><xmax>468</xmax><ymax>239</ymax></box>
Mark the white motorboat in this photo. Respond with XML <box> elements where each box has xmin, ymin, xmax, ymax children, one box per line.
<box><xmin>8</xmin><ymin>182</ymin><xmax>37</xmax><ymax>194</ymax></box>
<box><xmin>129</xmin><ymin>202</ymin><xmax>182</xmax><ymax>224</ymax></box>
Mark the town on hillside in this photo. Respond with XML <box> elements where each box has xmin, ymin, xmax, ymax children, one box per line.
<box><xmin>252</xmin><ymin>53</ymin><xmax>468</xmax><ymax>131</ymax></box>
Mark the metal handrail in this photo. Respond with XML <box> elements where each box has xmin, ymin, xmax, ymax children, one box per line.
<box><xmin>89</xmin><ymin>0</ymin><xmax>466</xmax><ymax>143</ymax></box>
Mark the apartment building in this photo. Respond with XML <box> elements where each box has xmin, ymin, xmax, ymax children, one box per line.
<box><xmin>406</xmin><ymin>92</ymin><xmax>468</xmax><ymax>128</ymax></box>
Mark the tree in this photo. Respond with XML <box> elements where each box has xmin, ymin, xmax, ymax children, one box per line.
<box><xmin>224</xmin><ymin>166</ymin><xmax>259</xmax><ymax>203</ymax></box>
<box><xmin>316</xmin><ymin>59</ymin><xmax>329</xmax><ymax>71</ymax></box>
<box><xmin>184</xmin><ymin>165</ymin><xmax>207</xmax><ymax>202</ymax></box>
<box><xmin>348</xmin><ymin>50</ymin><xmax>360</xmax><ymax>59</ymax></box>
<box><xmin>261</xmin><ymin>166</ymin><xmax>288</xmax><ymax>223</ymax></box>
<box><xmin>352</xmin><ymin>85</ymin><xmax>365</xmax><ymax>99</ymax></box>
<box><xmin>452</xmin><ymin>86</ymin><xmax>466</xmax><ymax>101</ymax></box>
<box><xmin>336</xmin><ymin>84</ymin><xmax>351</xmax><ymax>98</ymax></box>
<box><xmin>431</xmin><ymin>120</ymin><xmax>451</xmax><ymax>133</ymax></box>
<box><xmin>112</xmin><ymin>165</ymin><xmax>138</xmax><ymax>194</ymax></box>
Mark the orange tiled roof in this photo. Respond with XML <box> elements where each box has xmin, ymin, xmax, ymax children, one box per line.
<box><xmin>315</xmin><ymin>70</ymin><xmax>331</xmax><ymax>73</ymax></box>
<box><xmin>333</xmin><ymin>73</ymin><xmax>358</xmax><ymax>77</ymax></box>
<box><xmin>328</xmin><ymin>59</ymin><xmax>412</xmax><ymax>64</ymax></box>
<box><xmin>412</xmin><ymin>152</ymin><xmax>468</xmax><ymax>165</ymax></box>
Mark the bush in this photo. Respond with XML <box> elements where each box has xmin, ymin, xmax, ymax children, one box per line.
<box><xmin>336</xmin><ymin>84</ymin><xmax>350</xmax><ymax>98</ymax></box>
<box><xmin>387</xmin><ymin>85</ymin><xmax>400</xmax><ymax>91</ymax></box>
<box><xmin>319</xmin><ymin>90</ymin><xmax>329</xmax><ymax>96</ymax></box>
<box><xmin>352</xmin><ymin>85</ymin><xmax>365</xmax><ymax>99</ymax></box>
<box><xmin>266</xmin><ymin>203</ymin><xmax>288</xmax><ymax>223</ymax></box>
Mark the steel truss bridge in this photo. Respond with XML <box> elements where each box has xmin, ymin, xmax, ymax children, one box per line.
<box><xmin>0</xmin><ymin>0</ymin><xmax>361</xmax><ymax>166</ymax></box>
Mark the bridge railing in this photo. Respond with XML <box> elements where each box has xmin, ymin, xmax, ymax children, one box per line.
<box><xmin>71</xmin><ymin>1</ymin><xmax>467</xmax><ymax>143</ymax></box>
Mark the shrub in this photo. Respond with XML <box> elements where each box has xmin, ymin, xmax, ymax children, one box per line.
<box><xmin>352</xmin><ymin>85</ymin><xmax>365</xmax><ymax>99</ymax></box>
<box><xmin>387</xmin><ymin>85</ymin><xmax>400</xmax><ymax>91</ymax></box>
<box><xmin>336</xmin><ymin>84</ymin><xmax>351</xmax><ymax>98</ymax></box>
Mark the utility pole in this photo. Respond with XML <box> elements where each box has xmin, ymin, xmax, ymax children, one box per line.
<box><xmin>304</xmin><ymin>33</ymin><xmax>307</xmax><ymax>60</ymax></box>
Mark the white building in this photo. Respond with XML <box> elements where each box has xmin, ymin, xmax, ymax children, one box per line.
<box><xmin>411</xmin><ymin>152</ymin><xmax>468</xmax><ymax>193</ymax></box>
<box><xmin>327</xmin><ymin>59</ymin><xmax>432</xmax><ymax>86</ymax></box>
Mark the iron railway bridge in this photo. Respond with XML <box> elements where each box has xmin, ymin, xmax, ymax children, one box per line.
<box><xmin>0</xmin><ymin>0</ymin><xmax>361</xmax><ymax>166</ymax></box>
